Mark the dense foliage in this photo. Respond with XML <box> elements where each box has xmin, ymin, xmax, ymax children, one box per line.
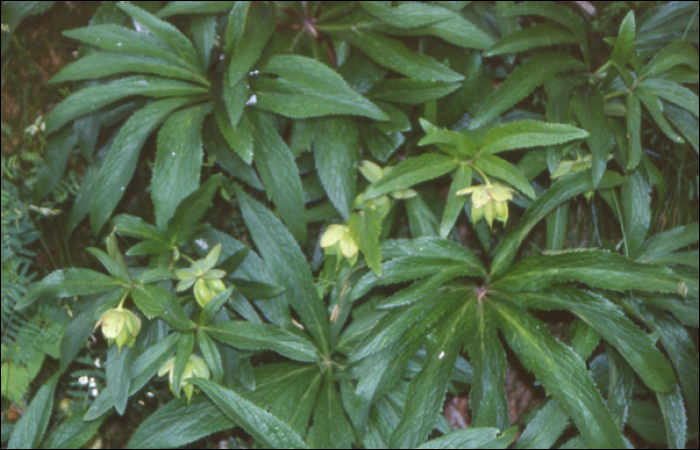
<box><xmin>2</xmin><ymin>1</ymin><xmax>698</xmax><ymax>449</ymax></box>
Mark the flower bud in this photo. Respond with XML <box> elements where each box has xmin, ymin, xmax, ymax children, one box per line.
<box><xmin>207</xmin><ymin>278</ymin><xmax>226</xmax><ymax>295</ymax></box>
<box><xmin>194</xmin><ymin>278</ymin><xmax>215</xmax><ymax>308</ymax></box>
<box><xmin>158</xmin><ymin>355</ymin><xmax>210</xmax><ymax>403</ymax></box>
<box><xmin>95</xmin><ymin>308</ymin><xmax>141</xmax><ymax>352</ymax></box>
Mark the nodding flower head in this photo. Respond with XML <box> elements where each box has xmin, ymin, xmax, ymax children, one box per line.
<box><xmin>158</xmin><ymin>354</ymin><xmax>210</xmax><ymax>403</ymax></box>
<box><xmin>320</xmin><ymin>224</ymin><xmax>358</xmax><ymax>259</ymax></box>
<box><xmin>457</xmin><ymin>183</ymin><xmax>515</xmax><ymax>229</ymax></box>
<box><xmin>94</xmin><ymin>307</ymin><xmax>141</xmax><ymax>352</ymax></box>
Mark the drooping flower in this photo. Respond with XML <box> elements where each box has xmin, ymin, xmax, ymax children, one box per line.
<box><xmin>355</xmin><ymin>161</ymin><xmax>417</xmax><ymax>218</ymax></box>
<box><xmin>320</xmin><ymin>224</ymin><xmax>358</xmax><ymax>259</ymax></box>
<box><xmin>94</xmin><ymin>307</ymin><xmax>141</xmax><ymax>352</ymax></box>
<box><xmin>174</xmin><ymin>243</ymin><xmax>228</xmax><ymax>307</ymax></box>
<box><xmin>457</xmin><ymin>183</ymin><xmax>515</xmax><ymax>228</ymax></box>
<box><xmin>158</xmin><ymin>355</ymin><xmax>210</xmax><ymax>403</ymax></box>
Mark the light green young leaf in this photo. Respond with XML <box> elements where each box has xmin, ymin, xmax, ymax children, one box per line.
<box><xmin>236</xmin><ymin>188</ymin><xmax>329</xmax><ymax>353</ymax></box>
<box><xmin>16</xmin><ymin>269</ymin><xmax>119</xmax><ymax>310</ymax></box>
<box><xmin>418</xmin><ymin>426</ymin><xmax>517</xmax><ymax>449</ymax></box>
<box><xmin>46</xmin><ymin>75</ymin><xmax>207</xmax><ymax>134</ymax></box>
<box><xmin>314</xmin><ymin>117</ymin><xmax>358</xmax><ymax>221</ymax></box>
<box><xmin>480</xmin><ymin>121</ymin><xmax>588</xmax><ymax>154</ymax></box>
<box><xmin>204</xmin><ymin>321</ymin><xmax>319</xmax><ymax>363</ymax></box>
<box><xmin>339</xmin><ymin>29</ymin><xmax>464</xmax><ymax>82</ymax></box>
<box><xmin>116</xmin><ymin>2</ymin><xmax>201</xmax><ymax>72</ymax></box>
<box><xmin>612</xmin><ymin>11</ymin><xmax>636</xmax><ymax>67</ymax></box>
<box><xmin>367</xmin><ymin>79</ymin><xmax>461</xmax><ymax>104</ymax></box>
<box><xmin>349</xmin><ymin>209</ymin><xmax>383</xmax><ymax>276</ymax></box>
<box><xmin>504</xmin><ymin>287</ymin><xmax>676</xmax><ymax>393</ymax></box>
<box><xmin>249</xmin><ymin>110</ymin><xmax>307</xmax><ymax>243</ymax></box>
<box><xmin>492</xmin><ymin>301</ymin><xmax>625</xmax><ymax>449</ymax></box>
<box><xmin>473</xmin><ymin>153</ymin><xmax>536</xmax><ymax>200</ymax></box>
<box><xmin>364</xmin><ymin>154</ymin><xmax>459</xmax><ymax>199</ymax></box>
<box><xmin>485</xmin><ymin>23</ymin><xmax>577</xmax><ymax>56</ymax></box>
<box><xmin>643</xmin><ymin>40</ymin><xmax>700</xmax><ymax>77</ymax></box>
<box><xmin>191</xmin><ymin>378</ymin><xmax>308</xmax><ymax>449</ymax></box>
<box><xmin>126</xmin><ymin>396</ymin><xmax>235</xmax><ymax>449</ymax></box>
<box><xmin>152</xmin><ymin>103</ymin><xmax>212</xmax><ymax>229</ymax></box>
<box><xmin>470</xmin><ymin>52</ymin><xmax>585</xmax><ymax>129</ymax></box>
<box><xmin>491</xmin><ymin>171</ymin><xmax>626</xmax><ymax>279</ymax></box>
<box><xmin>90</xmin><ymin>97</ymin><xmax>203</xmax><ymax>234</ymax></box>
<box><xmin>491</xmin><ymin>249</ymin><xmax>683</xmax><ymax>294</ymax></box>
<box><xmin>7</xmin><ymin>373</ymin><xmax>59</xmax><ymax>449</ymax></box>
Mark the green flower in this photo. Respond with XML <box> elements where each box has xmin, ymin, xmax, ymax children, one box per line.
<box><xmin>94</xmin><ymin>307</ymin><xmax>141</xmax><ymax>352</ymax></box>
<box><xmin>320</xmin><ymin>224</ymin><xmax>358</xmax><ymax>260</ymax></box>
<box><xmin>355</xmin><ymin>160</ymin><xmax>417</xmax><ymax>218</ymax></box>
<box><xmin>175</xmin><ymin>243</ymin><xmax>228</xmax><ymax>307</ymax></box>
<box><xmin>457</xmin><ymin>183</ymin><xmax>515</xmax><ymax>229</ymax></box>
<box><xmin>158</xmin><ymin>355</ymin><xmax>210</xmax><ymax>403</ymax></box>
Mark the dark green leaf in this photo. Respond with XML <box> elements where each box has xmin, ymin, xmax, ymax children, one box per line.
<box><xmin>513</xmin><ymin>399</ymin><xmax>569</xmax><ymax>449</ymax></box>
<box><xmin>657</xmin><ymin>386</ymin><xmax>687</xmax><ymax>449</ymax></box>
<box><xmin>611</xmin><ymin>11</ymin><xmax>636</xmax><ymax>67</ymax></box>
<box><xmin>625</xmin><ymin>93</ymin><xmax>643</xmax><ymax>171</ymax></box>
<box><xmin>7</xmin><ymin>373</ymin><xmax>59</xmax><ymax>449</ymax></box>
<box><xmin>31</xmin><ymin>128</ymin><xmax>77</xmax><ymax>201</ymax></box>
<box><xmin>418</xmin><ymin>426</ymin><xmax>517</xmax><ymax>449</ymax></box>
<box><xmin>502</xmin><ymin>287</ymin><xmax>676</xmax><ymax>393</ymax></box>
<box><xmin>644</xmin><ymin>40</ymin><xmax>700</xmax><ymax>77</ymax></box>
<box><xmin>480</xmin><ymin>121</ymin><xmax>588</xmax><ymax>154</ymax></box>
<box><xmin>90</xmin><ymin>97</ymin><xmax>201</xmax><ymax>234</ymax></box>
<box><xmin>50</xmin><ymin>51</ymin><xmax>208</xmax><ymax>86</ymax></box>
<box><xmin>16</xmin><ymin>269</ymin><xmax>119</xmax><ymax>310</ymax></box>
<box><xmin>637</xmin><ymin>223</ymin><xmax>699</xmax><ymax>262</ymax></box>
<box><xmin>636</xmin><ymin>87</ymin><xmax>685</xmax><ymax>144</ymax></box>
<box><xmin>152</xmin><ymin>103</ymin><xmax>212</xmax><ymax>228</ymax></box>
<box><xmin>106</xmin><ymin>345</ymin><xmax>134</xmax><ymax>415</ymax></box>
<box><xmin>504</xmin><ymin>2</ymin><xmax>587</xmax><ymax>50</ymax></box>
<box><xmin>166</xmin><ymin>174</ymin><xmax>222</xmax><ymax>245</ymax></box>
<box><xmin>639</xmin><ymin>78</ymin><xmax>699</xmax><ymax>118</ymax></box>
<box><xmin>492</xmin><ymin>301</ymin><xmax>624</xmax><ymax>449</ymax></box>
<box><xmin>491</xmin><ymin>170</ymin><xmax>626</xmax><ymax>279</ymax></box>
<box><xmin>199</xmin><ymin>287</ymin><xmax>234</xmax><ymax>325</ymax></box>
<box><xmin>126</xmin><ymin>396</ymin><xmax>234</xmax><ymax>449</ymax></box>
<box><xmin>621</xmin><ymin>170</ymin><xmax>651</xmax><ymax>257</ymax></box>
<box><xmin>131</xmin><ymin>285</ymin><xmax>195</xmax><ymax>330</ymax></box>
<box><xmin>157</xmin><ymin>1</ymin><xmax>237</xmax><ymax>17</ymax></box>
<box><xmin>227</xmin><ymin>1</ymin><xmax>274</xmax><ymax>85</ymax></box>
<box><xmin>85</xmin><ymin>247</ymin><xmax>127</xmax><ymax>282</ymax></box>
<box><xmin>359</xmin><ymin>1</ymin><xmax>454</xmax><ymax>28</ymax></box>
<box><xmin>470</xmin><ymin>52</ymin><xmax>585</xmax><ymax>129</ymax></box>
<box><xmin>570</xmin><ymin>86</ymin><xmax>614</xmax><ymax>186</ymax></box>
<box><xmin>367</xmin><ymin>79</ymin><xmax>461</xmax><ymax>104</ymax></box>
<box><xmin>229</xmin><ymin>279</ymin><xmax>284</xmax><ymax>300</ymax></box>
<box><xmin>339</xmin><ymin>29</ymin><xmax>464</xmax><ymax>82</ymax></box>
<box><xmin>485</xmin><ymin>23</ymin><xmax>577</xmax><ymax>56</ymax></box>
<box><xmin>492</xmin><ymin>249</ymin><xmax>683</xmax><ymax>295</ymax></box>
<box><xmin>465</xmin><ymin>301</ymin><xmax>509</xmax><ymax>430</ymax></box>
<box><xmin>113</xmin><ymin>214</ymin><xmax>166</xmax><ymax>241</ymax></box>
<box><xmin>191</xmin><ymin>378</ymin><xmax>308</xmax><ymax>449</ymax></box>
<box><xmin>205</xmin><ymin>321</ymin><xmax>319</xmax><ymax>363</ymax></box>
<box><xmin>249</xmin><ymin>110</ymin><xmax>307</xmax><ymax>243</ymax></box>
<box><xmin>314</xmin><ymin>118</ymin><xmax>358</xmax><ymax>221</ymax></box>
<box><xmin>307</xmin><ymin>380</ymin><xmax>354</xmax><ymax>450</ymax></box>
<box><xmin>43</xmin><ymin>412</ymin><xmax>105</xmax><ymax>450</ymax></box>
<box><xmin>255</xmin><ymin>55</ymin><xmax>389</xmax><ymax>120</ymax></box>
<box><xmin>364</xmin><ymin>154</ymin><xmax>459</xmax><ymax>199</ymax></box>
<box><xmin>46</xmin><ymin>76</ymin><xmax>207</xmax><ymax>134</ymax></box>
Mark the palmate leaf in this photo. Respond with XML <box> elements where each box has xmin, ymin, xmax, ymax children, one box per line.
<box><xmin>491</xmin><ymin>300</ymin><xmax>625</xmax><ymax>449</ymax></box>
<box><xmin>491</xmin><ymin>170</ymin><xmax>626</xmax><ymax>279</ymax></box>
<box><xmin>491</xmin><ymin>249</ymin><xmax>683</xmax><ymax>294</ymax></box>
<box><xmin>89</xmin><ymin>96</ymin><xmax>205</xmax><ymax>234</ymax></box>
<box><xmin>190</xmin><ymin>378</ymin><xmax>308</xmax><ymax>449</ymax></box>
<box><xmin>500</xmin><ymin>287</ymin><xmax>676</xmax><ymax>393</ymax></box>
